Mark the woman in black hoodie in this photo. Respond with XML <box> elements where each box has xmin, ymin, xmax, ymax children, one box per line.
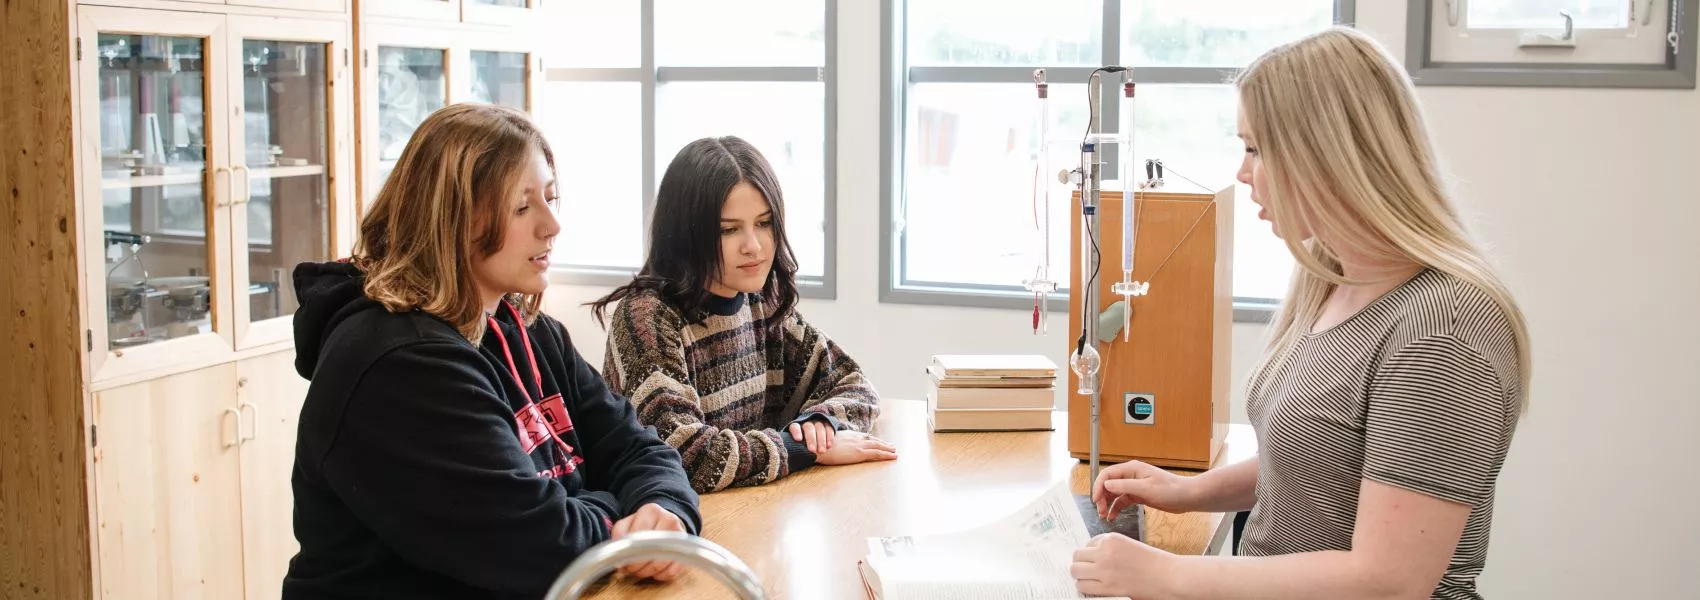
<box><xmin>285</xmin><ymin>103</ymin><xmax>701</xmax><ymax>599</ymax></box>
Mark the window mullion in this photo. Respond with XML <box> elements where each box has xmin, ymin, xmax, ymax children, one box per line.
<box><xmin>1102</xmin><ymin>0</ymin><xmax>1123</xmax><ymax>185</ymax></box>
<box><xmin>641</xmin><ymin>0</ymin><xmax>657</xmax><ymax>246</ymax></box>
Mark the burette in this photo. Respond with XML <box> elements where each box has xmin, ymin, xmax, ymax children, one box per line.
<box><xmin>1023</xmin><ymin>69</ymin><xmax>1057</xmax><ymax>335</ymax></box>
<box><xmin>1108</xmin><ymin>76</ymin><xmax>1150</xmax><ymax>343</ymax></box>
<box><xmin>1023</xmin><ymin>68</ymin><xmax>1149</xmax><ymax>339</ymax></box>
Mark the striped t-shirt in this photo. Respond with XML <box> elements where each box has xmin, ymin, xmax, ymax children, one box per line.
<box><xmin>1241</xmin><ymin>269</ymin><xmax>1523</xmax><ymax>600</ymax></box>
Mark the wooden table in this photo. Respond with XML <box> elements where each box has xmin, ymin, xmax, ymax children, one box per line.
<box><xmin>585</xmin><ymin>398</ymin><xmax>1256</xmax><ymax>599</ymax></box>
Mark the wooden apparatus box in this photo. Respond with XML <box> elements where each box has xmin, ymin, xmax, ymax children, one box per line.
<box><xmin>1066</xmin><ymin>188</ymin><xmax>1236</xmax><ymax>470</ymax></box>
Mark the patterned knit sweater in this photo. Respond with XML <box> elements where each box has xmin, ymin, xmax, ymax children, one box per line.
<box><xmin>602</xmin><ymin>288</ymin><xmax>881</xmax><ymax>493</ymax></box>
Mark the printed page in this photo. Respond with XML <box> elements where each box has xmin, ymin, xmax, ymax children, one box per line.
<box><xmin>865</xmin><ymin>481</ymin><xmax>1108</xmax><ymax>599</ymax></box>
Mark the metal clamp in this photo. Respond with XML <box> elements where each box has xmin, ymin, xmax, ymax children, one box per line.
<box><xmin>543</xmin><ymin>531</ymin><xmax>764</xmax><ymax>600</ymax></box>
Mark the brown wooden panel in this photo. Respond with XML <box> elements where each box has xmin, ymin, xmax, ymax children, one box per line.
<box><xmin>1</xmin><ymin>0</ymin><xmax>94</xmax><ymax>597</ymax></box>
<box><xmin>1066</xmin><ymin>190</ymin><xmax>1234</xmax><ymax>470</ymax></box>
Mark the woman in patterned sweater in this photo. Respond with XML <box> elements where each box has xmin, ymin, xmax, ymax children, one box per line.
<box><xmin>1071</xmin><ymin>28</ymin><xmax>1531</xmax><ymax>600</ymax></box>
<box><xmin>588</xmin><ymin>135</ymin><xmax>896</xmax><ymax>494</ymax></box>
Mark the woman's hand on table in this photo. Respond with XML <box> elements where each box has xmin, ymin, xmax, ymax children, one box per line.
<box><xmin>1071</xmin><ymin>532</ymin><xmax>1177</xmax><ymax>599</ymax></box>
<box><xmin>1092</xmin><ymin>459</ymin><xmax>1198</xmax><ymax>516</ymax></box>
<box><xmin>609</xmin><ymin>503</ymin><xmax>689</xmax><ymax>582</ymax></box>
<box><xmin>815</xmin><ymin>430</ymin><xmax>898</xmax><ymax>466</ymax></box>
<box><xmin>788</xmin><ymin>419</ymin><xmax>835</xmax><ymax>453</ymax></box>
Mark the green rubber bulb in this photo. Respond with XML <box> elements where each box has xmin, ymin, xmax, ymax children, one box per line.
<box><xmin>1098</xmin><ymin>300</ymin><xmax>1127</xmax><ymax>344</ymax></box>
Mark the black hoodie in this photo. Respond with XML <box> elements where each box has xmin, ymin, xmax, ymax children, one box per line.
<box><xmin>282</xmin><ymin>261</ymin><xmax>701</xmax><ymax>599</ymax></box>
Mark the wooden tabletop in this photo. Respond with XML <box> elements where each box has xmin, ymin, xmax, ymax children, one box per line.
<box><xmin>583</xmin><ymin>398</ymin><xmax>1257</xmax><ymax>599</ymax></box>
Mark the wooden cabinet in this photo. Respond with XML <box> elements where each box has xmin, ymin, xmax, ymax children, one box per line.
<box><xmin>1065</xmin><ymin>190</ymin><xmax>1235</xmax><ymax>471</ymax></box>
<box><xmin>90</xmin><ymin>364</ymin><xmax>246</xmax><ymax>599</ymax></box>
<box><xmin>90</xmin><ymin>349</ymin><xmax>308</xmax><ymax>600</ymax></box>
<box><xmin>235</xmin><ymin>351</ymin><xmax>310</xmax><ymax>600</ymax></box>
<box><xmin>74</xmin><ymin>5</ymin><xmax>357</xmax><ymax>387</ymax></box>
<box><xmin>6</xmin><ymin>0</ymin><xmax>541</xmax><ymax>597</ymax></box>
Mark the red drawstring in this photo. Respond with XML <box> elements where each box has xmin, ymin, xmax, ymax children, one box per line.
<box><xmin>487</xmin><ymin>302</ymin><xmax>576</xmax><ymax>468</ymax></box>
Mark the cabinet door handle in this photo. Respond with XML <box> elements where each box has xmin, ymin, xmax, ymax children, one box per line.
<box><xmin>213</xmin><ymin>166</ymin><xmax>231</xmax><ymax>207</ymax></box>
<box><xmin>231</xmin><ymin>165</ymin><xmax>251</xmax><ymax>205</ymax></box>
<box><xmin>223</xmin><ymin>407</ymin><xmax>242</xmax><ymax>448</ymax></box>
<box><xmin>239</xmin><ymin>401</ymin><xmax>259</xmax><ymax>443</ymax></box>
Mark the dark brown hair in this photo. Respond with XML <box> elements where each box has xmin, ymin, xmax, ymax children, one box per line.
<box><xmin>588</xmin><ymin>135</ymin><xmax>799</xmax><ymax>329</ymax></box>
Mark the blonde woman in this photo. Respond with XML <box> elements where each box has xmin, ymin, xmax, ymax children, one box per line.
<box><xmin>284</xmin><ymin>103</ymin><xmax>700</xmax><ymax>598</ymax></box>
<box><xmin>1072</xmin><ymin>28</ymin><xmax>1531</xmax><ymax>600</ymax></box>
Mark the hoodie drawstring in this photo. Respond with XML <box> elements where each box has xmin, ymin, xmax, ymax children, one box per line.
<box><xmin>487</xmin><ymin>303</ymin><xmax>577</xmax><ymax>468</ymax></box>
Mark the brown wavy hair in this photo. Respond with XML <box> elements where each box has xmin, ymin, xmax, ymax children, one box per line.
<box><xmin>352</xmin><ymin>103</ymin><xmax>556</xmax><ymax>342</ymax></box>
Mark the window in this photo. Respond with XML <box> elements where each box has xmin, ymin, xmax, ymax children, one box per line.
<box><xmin>883</xmin><ymin>0</ymin><xmax>1351</xmax><ymax>315</ymax></box>
<box><xmin>541</xmin><ymin>0</ymin><xmax>836</xmax><ymax>294</ymax></box>
<box><xmin>1407</xmin><ymin>0</ymin><xmax>1697</xmax><ymax>88</ymax></box>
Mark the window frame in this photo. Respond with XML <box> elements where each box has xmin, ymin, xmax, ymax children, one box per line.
<box><xmin>544</xmin><ymin>0</ymin><xmax>838</xmax><ymax>299</ymax></box>
<box><xmin>1406</xmin><ymin>0</ymin><xmax>1698</xmax><ymax>88</ymax></box>
<box><xmin>879</xmin><ymin>0</ymin><xmax>1356</xmax><ymax>323</ymax></box>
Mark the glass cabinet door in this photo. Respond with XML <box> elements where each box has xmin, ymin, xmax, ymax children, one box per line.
<box><xmin>228</xmin><ymin>15</ymin><xmax>350</xmax><ymax>350</ymax></box>
<box><xmin>79</xmin><ymin>7</ymin><xmax>233</xmax><ymax>382</ymax></box>
<box><xmin>95</xmin><ymin>33</ymin><xmax>217</xmax><ymax>349</ymax></box>
<box><xmin>469</xmin><ymin>50</ymin><xmax>530</xmax><ymax>110</ymax></box>
<box><xmin>366</xmin><ymin>43</ymin><xmax>447</xmax><ymax>204</ymax></box>
<box><xmin>458</xmin><ymin>30</ymin><xmax>538</xmax><ymax>114</ymax></box>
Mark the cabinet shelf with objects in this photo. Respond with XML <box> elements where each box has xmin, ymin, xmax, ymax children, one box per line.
<box><xmin>77</xmin><ymin>6</ymin><xmax>357</xmax><ymax>388</ymax></box>
<box><xmin>44</xmin><ymin>4</ymin><xmax>359</xmax><ymax>600</ymax></box>
<box><xmin>9</xmin><ymin>0</ymin><xmax>549</xmax><ymax>597</ymax></box>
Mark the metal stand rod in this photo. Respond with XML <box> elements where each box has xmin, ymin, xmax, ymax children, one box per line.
<box><xmin>1084</xmin><ymin>71</ymin><xmax>1107</xmax><ymax>484</ymax></box>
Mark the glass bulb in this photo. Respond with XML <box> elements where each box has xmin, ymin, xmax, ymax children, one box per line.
<box><xmin>1070</xmin><ymin>342</ymin><xmax>1101</xmax><ymax>395</ymax></box>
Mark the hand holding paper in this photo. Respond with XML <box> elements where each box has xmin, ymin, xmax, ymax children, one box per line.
<box><xmin>1070</xmin><ymin>532</ymin><xmax>1176</xmax><ymax>599</ymax></box>
<box><xmin>858</xmin><ymin>482</ymin><xmax>1136</xmax><ymax>599</ymax></box>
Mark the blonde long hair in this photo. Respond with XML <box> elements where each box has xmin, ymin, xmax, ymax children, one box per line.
<box><xmin>1237</xmin><ymin>27</ymin><xmax>1532</xmax><ymax>411</ymax></box>
<box><xmin>353</xmin><ymin>103</ymin><xmax>553</xmax><ymax>342</ymax></box>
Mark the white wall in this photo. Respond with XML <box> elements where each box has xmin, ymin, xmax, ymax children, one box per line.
<box><xmin>546</xmin><ymin>1</ymin><xmax>1700</xmax><ymax>597</ymax></box>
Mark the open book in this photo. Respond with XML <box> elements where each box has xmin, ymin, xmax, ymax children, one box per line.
<box><xmin>856</xmin><ymin>482</ymin><xmax>1135</xmax><ymax>600</ymax></box>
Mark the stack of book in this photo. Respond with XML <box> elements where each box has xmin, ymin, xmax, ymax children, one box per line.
<box><xmin>924</xmin><ymin>354</ymin><xmax>1057</xmax><ymax>432</ymax></box>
